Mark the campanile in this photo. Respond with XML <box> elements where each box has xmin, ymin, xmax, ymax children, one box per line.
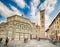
<box><xmin>40</xmin><ymin>10</ymin><xmax>45</xmax><ymax>38</ymax></box>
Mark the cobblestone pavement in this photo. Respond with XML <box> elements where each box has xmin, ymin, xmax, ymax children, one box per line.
<box><xmin>0</xmin><ymin>40</ymin><xmax>59</xmax><ymax>47</ymax></box>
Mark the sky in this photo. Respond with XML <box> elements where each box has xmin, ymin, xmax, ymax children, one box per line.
<box><xmin>0</xmin><ymin>0</ymin><xmax>60</xmax><ymax>29</ymax></box>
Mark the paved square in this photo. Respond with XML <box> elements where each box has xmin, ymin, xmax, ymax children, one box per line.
<box><xmin>0</xmin><ymin>40</ymin><xmax>59</xmax><ymax>47</ymax></box>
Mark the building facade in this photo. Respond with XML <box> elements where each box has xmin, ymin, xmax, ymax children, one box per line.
<box><xmin>36</xmin><ymin>25</ymin><xmax>40</xmax><ymax>39</ymax></box>
<box><xmin>46</xmin><ymin>12</ymin><xmax>60</xmax><ymax>40</ymax></box>
<box><xmin>0</xmin><ymin>15</ymin><xmax>36</xmax><ymax>40</ymax></box>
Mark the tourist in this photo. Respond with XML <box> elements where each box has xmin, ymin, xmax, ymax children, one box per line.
<box><xmin>5</xmin><ymin>37</ymin><xmax>9</xmax><ymax>46</ymax></box>
<box><xmin>24</xmin><ymin>38</ymin><xmax>26</xmax><ymax>43</ymax></box>
<box><xmin>0</xmin><ymin>38</ymin><xmax>2</xmax><ymax>43</ymax></box>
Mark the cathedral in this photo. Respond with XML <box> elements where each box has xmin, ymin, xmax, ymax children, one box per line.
<box><xmin>0</xmin><ymin>10</ymin><xmax>45</xmax><ymax>40</ymax></box>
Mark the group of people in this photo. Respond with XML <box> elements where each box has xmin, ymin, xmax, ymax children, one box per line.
<box><xmin>0</xmin><ymin>37</ymin><xmax>9</xmax><ymax>46</ymax></box>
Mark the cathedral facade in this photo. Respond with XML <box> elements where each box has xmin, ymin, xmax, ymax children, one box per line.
<box><xmin>0</xmin><ymin>15</ymin><xmax>36</xmax><ymax>40</ymax></box>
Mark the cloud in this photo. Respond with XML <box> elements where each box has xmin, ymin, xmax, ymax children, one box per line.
<box><xmin>14</xmin><ymin>0</ymin><xmax>30</xmax><ymax>9</ymax></box>
<box><xmin>0</xmin><ymin>2</ymin><xmax>14</xmax><ymax>17</ymax></box>
<box><xmin>32</xmin><ymin>0</ymin><xmax>40</xmax><ymax>7</ymax></box>
<box><xmin>0</xmin><ymin>2</ymin><xmax>22</xmax><ymax>17</ymax></box>
<box><xmin>10</xmin><ymin>5</ymin><xmax>22</xmax><ymax>16</ymax></box>
<box><xmin>30</xmin><ymin>0</ymin><xmax>40</xmax><ymax>25</ymax></box>
<box><xmin>14</xmin><ymin>0</ymin><xmax>25</xmax><ymax>8</ymax></box>
<box><xmin>41</xmin><ymin>0</ymin><xmax>57</xmax><ymax>14</ymax></box>
<box><xmin>41</xmin><ymin>0</ymin><xmax>57</xmax><ymax>29</ymax></box>
<box><xmin>30</xmin><ymin>11</ymin><xmax>40</xmax><ymax>25</ymax></box>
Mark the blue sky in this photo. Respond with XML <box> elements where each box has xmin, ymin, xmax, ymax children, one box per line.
<box><xmin>0</xmin><ymin>0</ymin><xmax>60</xmax><ymax>29</ymax></box>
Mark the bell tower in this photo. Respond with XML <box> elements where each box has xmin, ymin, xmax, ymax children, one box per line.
<box><xmin>40</xmin><ymin>10</ymin><xmax>45</xmax><ymax>39</ymax></box>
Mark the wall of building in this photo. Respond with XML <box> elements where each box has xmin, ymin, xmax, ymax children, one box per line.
<box><xmin>47</xmin><ymin>13</ymin><xmax>60</xmax><ymax>40</ymax></box>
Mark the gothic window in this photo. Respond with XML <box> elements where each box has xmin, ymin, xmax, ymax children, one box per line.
<box><xmin>41</xmin><ymin>21</ymin><xmax>44</xmax><ymax>23</ymax></box>
<box><xmin>57</xmin><ymin>22</ymin><xmax>58</xmax><ymax>24</ymax></box>
<box><xmin>42</xmin><ymin>16</ymin><xmax>44</xmax><ymax>19</ymax></box>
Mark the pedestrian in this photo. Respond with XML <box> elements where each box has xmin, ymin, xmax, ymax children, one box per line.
<box><xmin>5</xmin><ymin>37</ymin><xmax>9</xmax><ymax>46</ymax></box>
<box><xmin>24</xmin><ymin>38</ymin><xmax>27</xmax><ymax>43</ymax></box>
<box><xmin>0</xmin><ymin>38</ymin><xmax>2</xmax><ymax>43</ymax></box>
<box><xmin>24</xmin><ymin>38</ymin><xmax>26</xmax><ymax>43</ymax></box>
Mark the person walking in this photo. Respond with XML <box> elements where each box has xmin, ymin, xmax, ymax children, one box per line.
<box><xmin>5</xmin><ymin>37</ymin><xmax>9</xmax><ymax>46</ymax></box>
<box><xmin>24</xmin><ymin>38</ymin><xmax>26</xmax><ymax>43</ymax></box>
<box><xmin>0</xmin><ymin>38</ymin><xmax>2</xmax><ymax>43</ymax></box>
